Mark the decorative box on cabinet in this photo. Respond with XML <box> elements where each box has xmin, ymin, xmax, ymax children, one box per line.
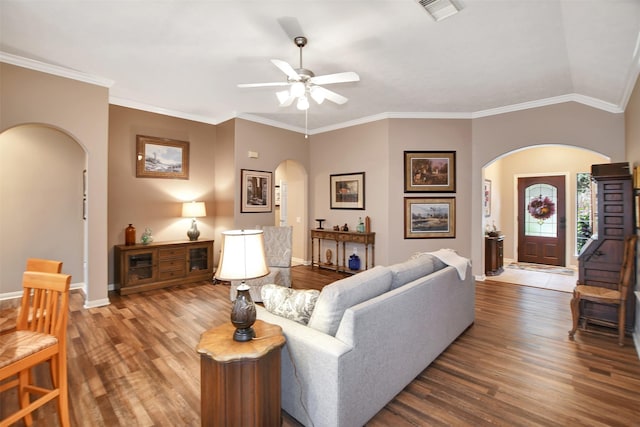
<box><xmin>485</xmin><ymin>235</ymin><xmax>504</xmax><ymax>276</ymax></box>
<box><xmin>577</xmin><ymin>163</ymin><xmax>635</xmax><ymax>333</ymax></box>
<box><xmin>115</xmin><ymin>239</ymin><xmax>214</xmax><ymax>295</ymax></box>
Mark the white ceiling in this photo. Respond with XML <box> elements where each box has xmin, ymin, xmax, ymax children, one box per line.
<box><xmin>1</xmin><ymin>0</ymin><xmax>639</xmax><ymax>134</ymax></box>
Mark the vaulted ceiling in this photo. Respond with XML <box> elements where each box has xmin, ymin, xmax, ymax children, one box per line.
<box><xmin>2</xmin><ymin>1</ymin><xmax>639</xmax><ymax>134</ymax></box>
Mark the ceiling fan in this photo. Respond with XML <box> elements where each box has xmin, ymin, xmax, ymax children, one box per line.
<box><xmin>238</xmin><ymin>36</ymin><xmax>360</xmax><ymax>111</ymax></box>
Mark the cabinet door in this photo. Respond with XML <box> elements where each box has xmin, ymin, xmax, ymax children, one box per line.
<box><xmin>187</xmin><ymin>243</ymin><xmax>213</xmax><ymax>276</ymax></box>
<box><xmin>124</xmin><ymin>249</ymin><xmax>157</xmax><ymax>285</ymax></box>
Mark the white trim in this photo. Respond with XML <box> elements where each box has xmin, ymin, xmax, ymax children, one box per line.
<box><xmin>0</xmin><ymin>51</ymin><xmax>113</xmax><ymax>88</ymax></box>
<box><xmin>109</xmin><ymin>96</ymin><xmax>223</xmax><ymax>125</ymax></box>
<box><xmin>1</xmin><ymin>52</ymin><xmax>627</xmax><ymax>135</ymax></box>
<box><xmin>84</xmin><ymin>298</ymin><xmax>110</xmax><ymax>309</ymax></box>
<box><xmin>475</xmin><ymin>274</ymin><xmax>487</xmax><ymax>281</ymax></box>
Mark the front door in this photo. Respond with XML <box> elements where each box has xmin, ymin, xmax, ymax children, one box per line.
<box><xmin>517</xmin><ymin>175</ymin><xmax>566</xmax><ymax>266</ymax></box>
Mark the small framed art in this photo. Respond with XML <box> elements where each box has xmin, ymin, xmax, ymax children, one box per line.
<box><xmin>483</xmin><ymin>179</ymin><xmax>492</xmax><ymax>217</ymax></box>
<box><xmin>136</xmin><ymin>135</ymin><xmax>189</xmax><ymax>179</ymax></box>
<box><xmin>404</xmin><ymin>151</ymin><xmax>456</xmax><ymax>193</ymax></box>
<box><xmin>330</xmin><ymin>172</ymin><xmax>365</xmax><ymax>210</ymax></box>
<box><xmin>404</xmin><ymin>197</ymin><xmax>456</xmax><ymax>239</ymax></box>
<box><xmin>241</xmin><ymin>169</ymin><xmax>272</xmax><ymax>213</ymax></box>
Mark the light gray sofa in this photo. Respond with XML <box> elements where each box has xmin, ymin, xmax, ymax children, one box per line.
<box><xmin>256</xmin><ymin>252</ymin><xmax>475</xmax><ymax>427</ymax></box>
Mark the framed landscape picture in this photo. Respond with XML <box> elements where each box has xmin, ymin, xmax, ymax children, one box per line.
<box><xmin>404</xmin><ymin>197</ymin><xmax>456</xmax><ymax>239</ymax></box>
<box><xmin>136</xmin><ymin>135</ymin><xmax>189</xmax><ymax>179</ymax></box>
<box><xmin>241</xmin><ymin>169</ymin><xmax>272</xmax><ymax>213</ymax></box>
<box><xmin>330</xmin><ymin>172</ymin><xmax>365</xmax><ymax>210</ymax></box>
<box><xmin>404</xmin><ymin>151</ymin><xmax>456</xmax><ymax>193</ymax></box>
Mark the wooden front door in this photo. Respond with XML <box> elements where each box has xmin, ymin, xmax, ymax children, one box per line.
<box><xmin>517</xmin><ymin>176</ymin><xmax>566</xmax><ymax>266</ymax></box>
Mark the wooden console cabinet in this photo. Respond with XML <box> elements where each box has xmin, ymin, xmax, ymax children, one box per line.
<box><xmin>485</xmin><ymin>235</ymin><xmax>504</xmax><ymax>276</ymax></box>
<box><xmin>114</xmin><ymin>239</ymin><xmax>214</xmax><ymax>295</ymax></box>
<box><xmin>310</xmin><ymin>229</ymin><xmax>375</xmax><ymax>273</ymax></box>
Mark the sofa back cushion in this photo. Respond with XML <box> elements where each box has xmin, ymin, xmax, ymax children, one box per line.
<box><xmin>307</xmin><ymin>266</ymin><xmax>392</xmax><ymax>336</ymax></box>
<box><xmin>388</xmin><ymin>253</ymin><xmax>446</xmax><ymax>290</ymax></box>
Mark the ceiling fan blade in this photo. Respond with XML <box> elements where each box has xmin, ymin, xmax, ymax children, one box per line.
<box><xmin>271</xmin><ymin>59</ymin><xmax>300</xmax><ymax>81</ymax></box>
<box><xmin>312</xmin><ymin>86</ymin><xmax>348</xmax><ymax>105</ymax></box>
<box><xmin>237</xmin><ymin>82</ymin><xmax>290</xmax><ymax>88</ymax></box>
<box><xmin>309</xmin><ymin>71</ymin><xmax>360</xmax><ymax>85</ymax></box>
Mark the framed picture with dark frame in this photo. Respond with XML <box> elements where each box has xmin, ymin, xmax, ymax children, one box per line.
<box><xmin>330</xmin><ymin>172</ymin><xmax>365</xmax><ymax>210</ymax></box>
<box><xmin>241</xmin><ymin>169</ymin><xmax>272</xmax><ymax>213</ymax></box>
<box><xmin>483</xmin><ymin>179</ymin><xmax>492</xmax><ymax>217</ymax></box>
<box><xmin>404</xmin><ymin>197</ymin><xmax>456</xmax><ymax>239</ymax></box>
<box><xmin>404</xmin><ymin>151</ymin><xmax>456</xmax><ymax>193</ymax></box>
<box><xmin>136</xmin><ymin>135</ymin><xmax>189</xmax><ymax>179</ymax></box>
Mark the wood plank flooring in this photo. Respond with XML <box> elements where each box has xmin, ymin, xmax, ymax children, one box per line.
<box><xmin>2</xmin><ymin>266</ymin><xmax>639</xmax><ymax>426</ymax></box>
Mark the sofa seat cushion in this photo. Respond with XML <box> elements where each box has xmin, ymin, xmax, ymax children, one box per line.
<box><xmin>261</xmin><ymin>284</ymin><xmax>320</xmax><ymax>325</ymax></box>
<box><xmin>308</xmin><ymin>266</ymin><xmax>392</xmax><ymax>336</ymax></box>
<box><xmin>389</xmin><ymin>253</ymin><xmax>446</xmax><ymax>290</ymax></box>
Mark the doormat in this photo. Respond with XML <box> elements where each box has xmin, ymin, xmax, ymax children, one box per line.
<box><xmin>507</xmin><ymin>262</ymin><xmax>575</xmax><ymax>276</ymax></box>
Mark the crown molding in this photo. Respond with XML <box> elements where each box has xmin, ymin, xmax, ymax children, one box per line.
<box><xmin>471</xmin><ymin>94</ymin><xmax>622</xmax><ymax>119</ymax></box>
<box><xmin>109</xmin><ymin>96</ymin><xmax>222</xmax><ymax>125</ymax></box>
<box><xmin>0</xmin><ymin>51</ymin><xmax>113</xmax><ymax>88</ymax></box>
<box><xmin>236</xmin><ymin>113</ymin><xmax>306</xmax><ymax>134</ymax></box>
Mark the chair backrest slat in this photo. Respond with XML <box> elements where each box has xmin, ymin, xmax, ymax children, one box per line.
<box><xmin>618</xmin><ymin>235</ymin><xmax>637</xmax><ymax>300</ymax></box>
<box><xmin>26</xmin><ymin>258</ymin><xmax>63</xmax><ymax>273</ymax></box>
<box><xmin>17</xmin><ymin>271</ymin><xmax>71</xmax><ymax>338</ymax></box>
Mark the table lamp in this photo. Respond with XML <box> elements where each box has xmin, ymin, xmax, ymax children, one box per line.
<box><xmin>215</xmin><ymin>230</ymin><xmax>269</xmax><ymax>341</ymax></box>
<box><xmin>182</xmin><ymin>201</ymin><xmax>206</xmax><ymax>241</ymax></box>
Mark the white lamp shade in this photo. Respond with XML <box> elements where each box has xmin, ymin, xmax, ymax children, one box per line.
<box><xmin>216</xmin><ymin>230</ymin><xmax>269</xmax><ymax>281</ymax></box>
<box><xmin>182</xmin><ymin>201</ymin><xmax>206</xmax><ymax>218</ymax></box>
<box><xmin>296</xmin><ymin>95</ymin><xmax>310</xmax><ymax>111</ymax></box>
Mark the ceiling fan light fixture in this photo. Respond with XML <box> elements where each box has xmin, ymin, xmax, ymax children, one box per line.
<box><xmin>418</xmin><ymin>0</ymin><xmax>461</xmax><ymax>21</ymax></box>
<box><xmin>309</xmin><ymin>86</ymin><xmax>325</xmax><ymax>104</ymax></box>
<box><xmin>291</xmin><ymin>81</ymin><xmax>305</xmax><ymax>97</ymax></box>
<box><xmin>276</xmin><ymin>90</ymin><xmax>290</xmax><ymax>104</ymax></box>
<box><xmin>296</xmin><ymin>95</ymin><xmax>310</xmax><ymax>111</ymax></box>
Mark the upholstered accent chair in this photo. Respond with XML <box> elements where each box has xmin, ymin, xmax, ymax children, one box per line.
<box><xmin>229</xmin><ymin>225</ymin><xmax>293</xmax><ymax>302</ymax></box>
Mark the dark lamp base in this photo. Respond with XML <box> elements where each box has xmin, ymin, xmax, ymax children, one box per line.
<box><xmin>233</xmin><ymin>327</ymin><xmax>256</xmax><ymax>342</ymax></box>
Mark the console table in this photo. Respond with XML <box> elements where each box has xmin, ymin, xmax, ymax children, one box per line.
<box><xmin>310</xmin><ymin>229</ymin><xmax>375</xmax><ymax>273</ymax></box>
<box><xmin>485</xmin><ymin>235</ymin><xmax>504</xmax><ymax>276</ymax></box>
<box><xmin>197</xmin><ymin>320</ymin><xmax>285</xmax><ymax>426</ymax></box>
<box><xmin>114</xmin><ymin>239</ymin><xmax>214</xmax><ymax>295</ymax></box>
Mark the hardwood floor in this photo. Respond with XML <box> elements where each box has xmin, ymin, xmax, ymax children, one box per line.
<box><xmin>2</xmin><ymin>266</ymin><xmax>639</xmax><ymax>426</ymax></box>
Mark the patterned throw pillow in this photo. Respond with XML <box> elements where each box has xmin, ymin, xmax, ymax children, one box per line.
<box><xmin>261</xmin><ymin>284</ymin><xmax>320</xmax><ymax>325</ymax></box>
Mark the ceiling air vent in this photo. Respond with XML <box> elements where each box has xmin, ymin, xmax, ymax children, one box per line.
<box><xmin>418</xmin><ymin>0</ymin><xmax>461</xmax><ymax>21</ymax></box>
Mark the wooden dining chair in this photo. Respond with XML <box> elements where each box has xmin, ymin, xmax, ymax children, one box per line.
<box><xmin>1</xmin><ymin>259</ymin><xmax>63</xmax><ymax>336</ymax></box>
<box><xmin>569</xmin><ymin>234</ymin><xmax>637</xmax><ymax>346</ymax></box>
<box><xmin>26</xmin><ymin>258</ymin><xmax>63</xmax><ymax>274</ymax></box>
<box><xmin>0</xmin><ymin>271</ymin><xmax>72</xmax><ymax>427</ymax></box>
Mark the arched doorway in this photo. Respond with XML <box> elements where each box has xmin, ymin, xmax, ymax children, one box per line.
<box><xmin>482</xmin><ymin>145</ymin><xmax>608</xmax><ymax>276</ymax></box>
<box><xmin>0</xmin><ymin>124</ymin><xmax>86</xmax><ymax>295</ymax></box>
<box><xmin>274</xmin><ymin>159</ymin><xmax>308</xmax><ymax>265</ymax></box>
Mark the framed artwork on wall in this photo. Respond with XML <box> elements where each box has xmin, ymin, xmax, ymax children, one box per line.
<box><xmin>275</xmin><ymin>185</ymin><xmax>281</xmax><ymax>207</ymax></box>
<box><xmin>241</xmin><ymin>169</ymin><xmax>272</xmax><ymax>213</ymax></box>
<box><xmin>404</xmin><ymin>197</ymin><xmax>456</xmax><ymax>239</ymax></box>
<box><xmin>404</xmin><ymin>151</ymin><xmax>456</xmax><ymax>193</ymax></box>
<box><xmin>136</xmin><ymin>135</ymin><xmax>189</xmax><ymax>179</ymax></box>
<box><xmin>330</xmin><ymin>172</ymin><xmax>365</xmax><ymax>210</ymax></box>
<box><xmin>483</xmin><ymin>179</ymin><xmax>492</xmax><ymax>217</ymax></box>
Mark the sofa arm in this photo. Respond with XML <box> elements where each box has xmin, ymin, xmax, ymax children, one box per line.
<box><xmin>256</xmin><ymin>307</ymin><xmax>353</xmax><ymax>427</ymax></box>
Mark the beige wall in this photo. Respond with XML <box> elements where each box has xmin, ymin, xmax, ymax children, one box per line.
<box><xmin>107</xmin><ymin>105</ymin><xmax>217</xmax><ymax>284</ymax></box>
<box><xmin>0</xmin><ymin>126</ymin><xmax>84</xmax><ymax>293</ymax></box>
<box><xmin>232</xmin><ymin>119</ymin><xmax>310</xmax><ymax>261</ymax></box>
<box><xmin>0</xmin><ymin>63</ymin><xmax>109</xmax><ymax>305</ymax></box>
<box><xmin>310</xmin><ymin>120</ymin><xmax>391</xmax><ymax>264</ymax></box>
<box><xmin>486</xmin><ymin>146</ymin><xmax>608</xmax><ymax>266</ymax></box>
<box><xmin>472</xmin><ymin>102</ymin><xmax>625</xmax><ymax>277</ymax></box>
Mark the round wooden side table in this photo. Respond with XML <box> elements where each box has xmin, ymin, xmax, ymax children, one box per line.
<box><xmin>197</xmin><ymin>320</ymin><xmax>286</xmax><ymax>427</ymax></box>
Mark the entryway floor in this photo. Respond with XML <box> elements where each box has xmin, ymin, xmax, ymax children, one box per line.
<box><xmin>485</xmin><ymin>258</ymin><xmax>576</xmax><ymax>293</ymax></box>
